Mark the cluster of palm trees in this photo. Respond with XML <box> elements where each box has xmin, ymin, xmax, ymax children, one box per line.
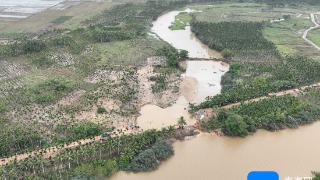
<box><xmin>201</xmin><ymin>94</ymin><xmax>320</xmax><ymax>136</ymax></box>
<box><xmin>193</xmin><ymin>55</ymin><xmax>320</xmax><ymax>111</ymax></box>
<box><xmin>191</xmin><ymin>21</ymin><xmax>279</xmax><ymax>59</ymax></box>
<box><xmin>0</xmin><ymin>127</ymin><xmax>176</xmax><ymax>179</ymax></box>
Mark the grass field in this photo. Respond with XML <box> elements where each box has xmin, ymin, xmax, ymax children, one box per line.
<box><xmin>189</xmin><ymin>2</ymin><xmax>320</xmax><ymax>58</ymax></box>
<box><xmin>262</xmin><ymin>16</ymin><xmax>318</xmax><ymax>56</ymax></box>
<box><xmin>94</xmin><ymin>38</ymin><xmax>165</xmax><ymax>66</ymax></box>
<box><xmin>0</xmin><ymin>1</ymin><xmax>118</xmax><ymax>35</ymax></box>
<box><xmin>308</xmin><ymin>28</ymin><xmax>320</xmax><ymax>47</ymax></box>
<box><xmin>169</xmin><ymin>12</ymin><xmax>192</xmax><ymax>30</ymax></box>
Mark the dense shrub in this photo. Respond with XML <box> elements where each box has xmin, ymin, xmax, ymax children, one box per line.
<box><xmin>200</xmin><ymin>95</ymin><xmax>320</xmax><ymax>136</ymax></box>
<box><xmin>191</xmin><ymin>21</ymin><xmax>279</xmax><ymax>58</ymax></box>
<box><xmin>97</xmin><ymin>106</ymin><xmax>107</xmax><ymax>114</ymax></box>
<box><xmin>192</xmin><ymin>56</ymin><xmax>320</xmax><ymax>110</ymax></box>
<box><xmin>28</xmin><ymin>77</ymin><xmax>74</xmax><ymax>104</ymax></box>
<box><xmin>0</xmin><ymin>101</ymin><xmax>7</xmax><ymax>113</ymax></box>
<box><xmin>0</xmin><ymin>125</ymin><xmax>46</xmax><ymax>158</ymax></box>
<box><xmin>156</xmin><ymin>46</ymin><xmax>188</xmax><ymax>68</ymax></box>
<box><xmin>54</xmin><ymin>122</ymin><xmax>103</xmax><ymax>143</ymax></box>
<box><xmin>126</xmin><ymin>141</ymin><xmax>174</xmax><ymax>172</ymax></box>
<box><xmin>222</xmin><ymin>114</ymin><xmax>248</xmax><ymax>137</ymax></box>
<box><xmin>72</xmin><ymin>159</ymin><xmax>118</xmax><ymax>178</ymax></box>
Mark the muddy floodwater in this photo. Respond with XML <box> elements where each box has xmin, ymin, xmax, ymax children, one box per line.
<box><xmin>151</xmin><ymin>9</ymin><xmax>221</xmax><ymax>59</ymax></box>
<box><xmin>112</xmin><ymin>122</ymin><xmax>320</xmax><ymax>180</ymax></box>
<box><xmin>137</xmin><ymin>61</ymin><xmax>228</xmax><ymax>130</ymax></box>
<box><xmin>137</xmin><ymin>8</ymin><xmax>226</xmax><ymax>130</ymax></box>
<box><xmin>111</xmin><ymin>8</ymin><xmax>320</xmax><ymax>180</ymax></box>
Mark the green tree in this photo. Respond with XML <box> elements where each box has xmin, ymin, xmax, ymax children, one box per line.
<box><xmin>127</xmin><ymin>149</ymin><xmax>158</xmax><ymax>172</ymax></box>
<box><xmin>222</xmin><ymin>114</ymin><xmax>248</xmax><ymax>137</ymax></box>
<box><xmin>179</xmin><ymin>50</ymin><xmax>189</xmax><ymax>60</ymax></box>
<box><xmin>177</xmin><ymin>116</ymin><xmax>187</xmax><ymax>129</ymax></box>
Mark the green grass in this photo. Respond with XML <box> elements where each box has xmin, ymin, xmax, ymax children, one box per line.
<box><xmin>169</xmin><ymin>12</ymin><xmax>192</xmax><ymax>30</ymax></box>
<box><xmin>192</xmin><ymin>3</ymin><xmax>279</xmax><ymax>23</ymax></box>
<box><xmin>94</xmin><ymin>38</ymin><xmax>165</xmax><ymax>66</ymax></box>
<box><xmin>51</xmin><ymin>16</ymin><xmax>73</xmax><ymax>24</ymax></box>
<box><xmin>263</xmin><ymin>16</ymin><xmax>320</xmax><ymax>57</ymax></box>
<box><xmin>189</xmin><ymin>2</ymin><xmax>320</xmax><ymax>58</ymax></box>
<box><xmin>308</xmin><ymin>28</ymin><xmax>320</xmax><ymax>47</ymax></box>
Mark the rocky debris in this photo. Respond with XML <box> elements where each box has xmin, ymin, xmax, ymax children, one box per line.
<box><xmin>81</xmin><ymin>45</ymin><xmax>94</xmax><ymax>56</ymax></box>
<box><xmin>147</xmin><ymin>56</ymin><xmax>166</xmax><ymax>67</ymax></box>
<box><xmin>58</xmin><ymin>90</ymin><xmax>86</xmax><ymax>106</ymax></box>
<box><xmin>49</xmin><ymin>52</ymin><xmax>75</xmax><ymax>66</ymax></box>
<box><xmin>194</xmin><ymin>108</ymin><xmax>216</xmax><ymax>121</ymax></box>
<box><xmin>0</xmin><ymin>61</ymin><xmax>25</xmax><ymax>81</ymax></box>
<box><xmin>85</xmin><ymin>68</ymin><xmax>124</xmax><ymax>84</ymax></box>
<box><xmin>175</xmin><ymin>126</ymin><xmax>199</xmax><ymax>140</ymax></box>
<box><xmin>137</xmin><ymin>57</ymin><xmax>181</xmax><ymax>108</ymax></box>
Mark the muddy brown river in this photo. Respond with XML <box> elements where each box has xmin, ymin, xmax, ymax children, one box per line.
<box><xmin>111</xmin><ymin>8</ymin><xmax>320</xmax><ymax>180</ymax></box>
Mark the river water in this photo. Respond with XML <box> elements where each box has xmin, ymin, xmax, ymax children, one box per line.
<box><xmin>151</xmin><ymin>9</ymin><xmax>221</xmax><ymax>59</ymax></box>
<box><xmin>111</xmin><ymin>8</ymin><xmax>320</xmax><ymax>180</ymax></box>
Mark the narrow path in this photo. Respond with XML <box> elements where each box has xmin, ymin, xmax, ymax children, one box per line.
<box><xmin>223</xmin><ymin>82</ymin><xmax>320</xmax><ymax>110</ymax></box>
<box><xmin>1</xmin><ymin>82</ymin><xmax>320</xmax><ymax>166</ymax></box>
<box><xmin>302</xmin><ymin>13</ymin><xmax>320</xmax><ymax>50</ymax></box>
<box><xmin>0</xmin><ymin>128</ymin><xmax>140</xmax><ymax>166</ymax></box>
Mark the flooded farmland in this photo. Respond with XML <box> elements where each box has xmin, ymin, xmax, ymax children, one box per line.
<box><xmin>0</xmin><ymin>0</ymin><xmax>64</xmax><ymax>19</ymax></box>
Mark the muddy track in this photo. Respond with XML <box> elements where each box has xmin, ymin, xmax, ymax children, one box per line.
<box><xmin>222</xmin><ymin>82</ymin><xmax>320</xmax><ymax>110</ymax></box>
<box><xmin>302</xmin><ymin>13</ymin><xmax>320</xmax><ymax>50</ymax></box>
<box><xmin>1</xmin><ymin>82</ymin><xmax>320</xmax><ymax>166</ymax></box>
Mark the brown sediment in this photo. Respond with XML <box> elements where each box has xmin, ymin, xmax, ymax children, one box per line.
<box><xmin>180</xmin><ymin>76</ymin><xmax>198</xmax><ymax>102</ymax></box>
<box><xmin>111</xmin><ymin>122</ymin><xmax>320</xmax><ymax>180</ymax></box>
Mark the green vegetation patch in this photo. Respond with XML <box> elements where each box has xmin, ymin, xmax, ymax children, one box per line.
<box><xmin>191</xmin><ymin>21</ymin><xmax>279</xmax><ymax>58</ymax></box>
<box><xmin>308</xmin><ymin>28</ymin><xmax>320</xmax><ymax>48</ymax></box>
<box><xmin>28</xmin><ymin>77</ymin><xmax>74</xmax><ymax>104</ymax></box>
<box><xmin>0</xmin><ymin>124</ymin><xmax>47</xmax><ymax>158</ymax></box>
<box><xmin>0</xmin><ymin>127</ymin><xmax>176</xmax><ymax>179</ymax></box>
<box><xmin>263</xmin><ymin>16</ymin><xmax>320</xmax><ymax>57</ymax></box>
<box><xmin>71</xmin><ymin>159</ymin><xmax>118</xmax><ymax>179</ymax></box>
<box><xmin>201</xmin><ymin>95</ymin><xmax>320</xmax><ymax>137</ymax></box>
<box><xmin>126</xmin><ymin>141</ymin><xmax>174</xmax><ymax>172</ymax></box>
<box><xmin>169</xmin><ymin>12</ymin><xmax>192</xmax><ymax>30</ymax></box>
<box><xmin>192</xmin><ymin>56</ymin><xmax>320</xmax><ymax>110</ymax></box>
<box><xmin>54</xmin><ymin>122</ymin><xmax>103</xmax><ymax>143</ymax></box>
<box><xmin>51</xmin><ymin>16</ymin><xmax>73</xmax><ymax>24</ymax></box>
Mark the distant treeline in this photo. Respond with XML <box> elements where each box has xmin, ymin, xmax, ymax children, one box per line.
<box><xmin>0</xmin><ymin>0</ymin><xmax>188</xmax><ymax>58</ymax></box>
<box><xmin>200</xmin><ymin>94</ymin><xmax>320</xmax><ymax>137</ymax></box>
<box><xmin>188</xmin><ymin>0</ymin><xmax>320</xmax><ymax>6</ymax></box>
<box><xmin>191</xmin><ymin>21</ymin><xmax>279</xmax><ymax>58</ymax></box>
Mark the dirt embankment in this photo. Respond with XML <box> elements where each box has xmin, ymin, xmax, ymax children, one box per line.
<box><xmin>137</xmin><ymin>56</ymin><xmax>182</xmax><ymax>109</ymax></box>
<box><xmin>194</xmin><ymin>82</ymin><xmax>320</xmax><ymax>122</ymax></box>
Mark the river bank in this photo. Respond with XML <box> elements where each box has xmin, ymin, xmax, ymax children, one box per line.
<box><xmin>112</xmin><ymin>121</ymin><xmax>320</xmax><ymax>180</ymax></box>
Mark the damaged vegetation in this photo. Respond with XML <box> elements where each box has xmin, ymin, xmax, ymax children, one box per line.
<box><xmin>0</xmin><ymin>1</ymin><xmax>188</xmax><ymax>163</ymax></box>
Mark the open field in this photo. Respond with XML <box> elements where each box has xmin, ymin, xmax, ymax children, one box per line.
<box><xmin>189</xmin><ymin>3</ymin><xmax>320</xmax><ymax>58</ymax></box>
<box><xmin>308</xmin><ymin>28</ymin><xmax>320</xmax><ymax>48</ymax></box>
<box><xmin>169</xmin><ymin>12</ymin><xmax>192</xmax><ymax>30</ymax></box>
<box><xmin>0</xmin><ymin>0</ymin><xmax>119</xmax><ymax>35</ymax></box>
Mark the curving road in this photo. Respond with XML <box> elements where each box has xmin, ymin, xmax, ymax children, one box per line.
<box><xmin>302</xmin><ymin>13</ymin><xmax>320</xmax><ymax>50</ymax></box>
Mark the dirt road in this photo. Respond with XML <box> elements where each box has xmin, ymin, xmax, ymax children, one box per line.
<box><xmin>302</xmin><ymin>13</ymin><xmax>320</xmax><ymax>50</ymax></box>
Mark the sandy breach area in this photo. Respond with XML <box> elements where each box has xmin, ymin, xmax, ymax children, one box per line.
<box><xmin>136</xmin><ymin>60</ymin><xmax>229</xmax><ymax>130</ymax></box>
